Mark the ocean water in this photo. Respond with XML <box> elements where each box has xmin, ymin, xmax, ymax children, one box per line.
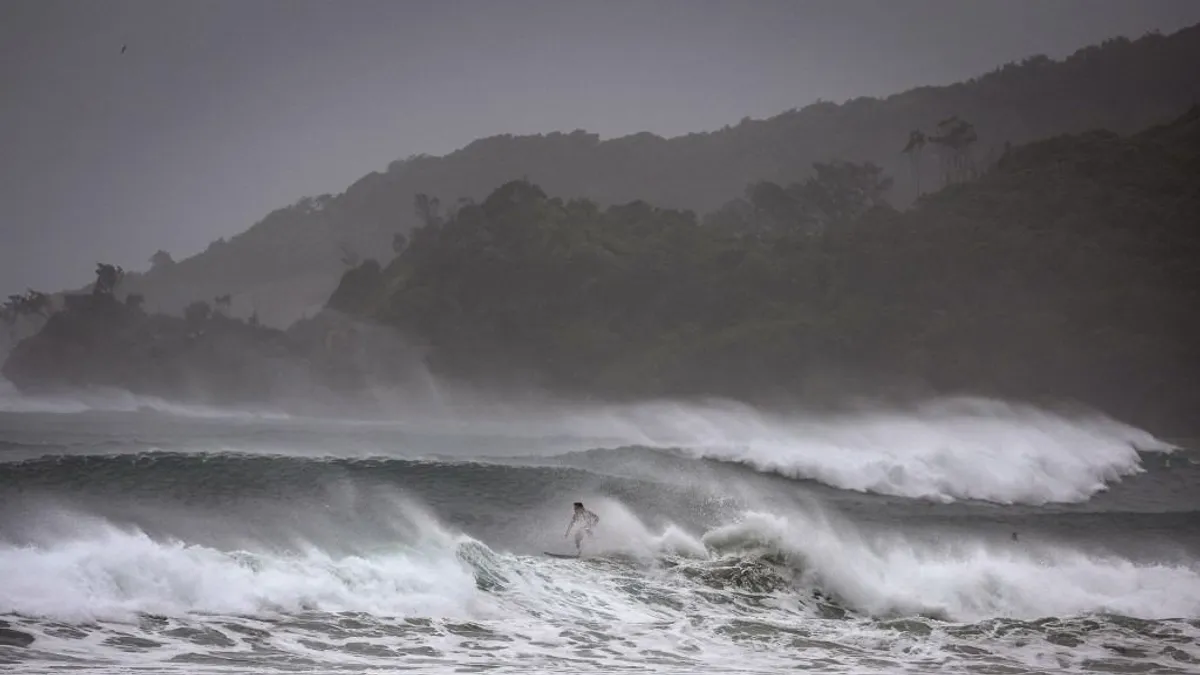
<box><xmin>1</xmin><ymin>382</ymin><xmax>1198</xmax><ymax>674</ymax></box>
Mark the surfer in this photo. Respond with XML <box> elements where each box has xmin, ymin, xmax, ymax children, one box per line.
<box><xmin>564</xmin><ymin>502</ymin><xmax>599</xmax><ymax>554</ymax></box>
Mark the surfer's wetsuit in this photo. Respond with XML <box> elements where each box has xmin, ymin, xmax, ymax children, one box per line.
<box><xmin>567</xmin><ymin>507</ymin><xmax>600</xmax><ymax>552</ymax></box>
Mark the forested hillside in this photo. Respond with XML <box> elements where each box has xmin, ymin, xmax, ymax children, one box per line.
<box><xmin>327</xmin><ymin>108</ymin><xmax>1200</xmax><ymax>433</ymax></box>
<box><xmin>118</xmin><ymin>25</ymin><xmax>1200</xmax><ymax>326</ymax></box>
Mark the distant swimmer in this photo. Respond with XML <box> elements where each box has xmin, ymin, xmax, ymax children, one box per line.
<box><xmin>564</xmin><ymin>501</ymin><xmax>600</xmax><ymax>555</ymax></box>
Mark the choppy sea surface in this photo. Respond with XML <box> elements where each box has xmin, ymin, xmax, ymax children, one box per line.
<box><xmin>2</xmin><ymin>382</ymin><xmax>1198</xmax><ymax>673</ymax></box>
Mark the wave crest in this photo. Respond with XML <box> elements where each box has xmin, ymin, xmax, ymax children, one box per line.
<box><xmin>0</xmin><ymin>509</ymin><xmax>482</xmax><ymax>623</ymax></box>
<box><xmin>698</xmin><ymin>510</ymin><xmax>1200</xmax><ymax>622</ymax></box>
<box><xmin>598</xmin><ymin>397</ymin><xmax>1171</xmax><ymax>504</ymax></box>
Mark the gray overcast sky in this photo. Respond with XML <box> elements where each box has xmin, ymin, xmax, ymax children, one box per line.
<box><xmin>3</xmin><ymin>0</ymin><xmax>1200</xmax><ymax>297</ymax></box>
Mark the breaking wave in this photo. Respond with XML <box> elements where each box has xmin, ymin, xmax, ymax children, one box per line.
<box><xmin>701</xmin><ymin>510</ymin><xmax>1200</xmax><ymax>622</ymax></box>
<box><xmin>4</xmin><ymin>497</ymin><xmax>1196</xmax><ymax>628</ymax></box>
<box><xmin>1</xmin><ymin>392</ymin><xmax>1174</xmax><ymax>506</ymax></box>
<box><xmin>565</xmin><ymin>397</ymin><xmax>1173</xmax><ymax>504</ymax></box>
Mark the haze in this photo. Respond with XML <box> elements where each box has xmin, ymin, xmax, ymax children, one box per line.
<box><xmin>3</xmin><ymin>0</ymin><xmax>1199</xmax><ymax>298</ymax></box>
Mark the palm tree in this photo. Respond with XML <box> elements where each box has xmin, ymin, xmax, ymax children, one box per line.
<box><xmin>929</xmin><ymin>117</ymin><xmax>978</xmax><ymax>185</ymax></box>
<box><xmin>902</xmin><ymin>130</ymin><xmax>927</xmax><ymax>195</ymax></box>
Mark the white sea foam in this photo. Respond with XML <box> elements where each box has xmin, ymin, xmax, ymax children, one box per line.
<box><xmin>338</xmin><ymin>395</ymin><xmax>1172</xmax><ymax>505</ymax></box>
<box><xmin>702</xmin><ymin>509</ymin><xmax>1200</xmax><ymax>622</ymax></box>
<box><xmin>557</xmin><ymin>397</ymin><xmax>1173</xmax><ymax>504</ymax></box>
<box><xmin>2</xmin><ymin>377</ymin><xmax>1169</xmax><ymax>506</ymax></box>
<box><xmin>0</xmin><ymin>515</ymin><xmax>481</xmax><ymax>624</ymax></box>
<box><xmin>3</xmin><ymin>499</ymin><xmax>1198</xmax><ymax>674</ymax></box>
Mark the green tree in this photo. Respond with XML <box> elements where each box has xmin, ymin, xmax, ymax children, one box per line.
<box><xmin>745</xmin><ymin>180</ymin><xmax>812</xmax><ymax>233</ymax></box>
<box><xmin>2</xmin><ymin>290</ymin><xmax>51</xmax><ymax>340</ymax></box>
<box><xmin>93</xmin><ymin>263</ymin><xmax>124</xmax><ymax>297</ymax></box>
<box><xmin>185</xmin><ymin>300</ymin><xmax>212</xmax><ymax>325</ymax></box>
<box><xmin>149</xmin><ymin>250</ymin><xmax>174</xmax><ymax>269</ymax></box>
<box><xmin>799</xmin><ymin>160</ymin><xmax>894</xmax><ymax>226</ymax></box>
<box><xmin>413</xmin><ymin>193</ymin><xmax>443</xmax><ymax>229</ymax></box>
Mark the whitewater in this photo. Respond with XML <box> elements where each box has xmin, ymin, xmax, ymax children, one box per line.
<box><xmin>2</xmin><ymin>384</ymin><xmax>1199</xmax><ymax>674</ymax></box>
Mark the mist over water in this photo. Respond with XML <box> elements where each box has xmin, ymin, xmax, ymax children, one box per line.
<box><xmin>4</xmin><ymin>3</ymin><xmax>1200</xmax><ymax>672</ymax></box>
<box><xmin>2</xmin><ymin>379</ymin><xmax>1198</xmax><ymax>673</ymax></box>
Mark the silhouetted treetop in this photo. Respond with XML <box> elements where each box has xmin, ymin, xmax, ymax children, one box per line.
<box><xmin>93</xmin><ymin>264</ymin><xmax>124</xmax><ymax>297</ymax></box>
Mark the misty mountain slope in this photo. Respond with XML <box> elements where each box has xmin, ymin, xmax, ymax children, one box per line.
<box><xmin>836</xmin><ymin>107</ymin><xmax>1200</xmax><ymax>427</ymax></box>
<box><xmin>322</xmin><ymin>107</ymin><xmax>1200</xmax><ymax>433</ymax></box>
<box><xmin>120</xmin><ymin>24</ymin><xmax>1200</xmax><ymax>326</ymax></box>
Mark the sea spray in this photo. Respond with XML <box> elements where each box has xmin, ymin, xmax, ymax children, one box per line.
<box><xmin>576</xmin><ymin>397</ymin><xmax>1172</xmax><ymax>504</ymax></box>
<box><xmin>700</xmin><ymin>508</ymin><xmax>1200</xmax><ymax>622</ymax></box>
<box><xmin>3</xmin><ymin>392</ymin><xmax>1198</xmax><ymax>675</ymax></box>
<box><xmin>568</xmin><ymin>497</ymin><xmax>708</xmax><ymax>559</ymax></box>
<box><xmin>0</xmin><ymin>379</ymin><xmax>290</xmax><ymax>419</ymax></box>
<box><xmin>303</xmin><ymin>394</ymin><xmax>1175</xmax><ymax>504</ymax></box>
<box><xmin>0</xmin><ymin>500</ymin><xmax>488</xmax><ymax>623</ymax></box>
<box><xmin>3</xmin><ymin>390</ymin><xmax>1172</xmax><ymax>506</ymax></box>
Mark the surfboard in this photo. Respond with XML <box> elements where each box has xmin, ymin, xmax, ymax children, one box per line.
<box><xmin>544</xmin><ymin>552</ymin><xmax>581</xmax><ymax>559</ymax></box>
